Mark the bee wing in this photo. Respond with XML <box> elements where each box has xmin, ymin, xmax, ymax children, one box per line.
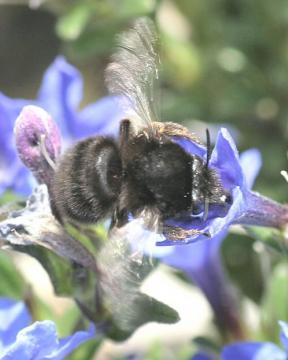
<box><xmin>105</xmin><ymin>17</ymin><xmax>160</xmax><ymax>131</ymax></box>
<box><xmin>98</xmin><ymin>216</ymin><xmax>164</xmax><ymax>331</ymax></box>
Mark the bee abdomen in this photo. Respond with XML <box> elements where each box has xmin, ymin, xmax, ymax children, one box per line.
<box><xmin>52</xmin><ymin>137</ymin><xmax>122</xmax><ymax>223</ymax></box>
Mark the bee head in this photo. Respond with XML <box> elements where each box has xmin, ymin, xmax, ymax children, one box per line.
<box><xmin>191</xmin><ymin>129</ymin><xmax>232</xmax><ymax>220</ymax></box>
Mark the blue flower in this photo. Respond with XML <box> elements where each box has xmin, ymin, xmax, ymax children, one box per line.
<box><xmin>190</xmin><ymin>352</ymin><xmax>216</xmax><ymax>360</ymax></box>
<box><xmin>0</xmin><ymin>297</ymin><xmax>96</xmax><ymax>360</ymax></box>
<box><xmin>126</xmin><ymin>128</ymin><xmax>266</xmax><ymax>249</ymax></box>
<box><xmin>0</xmin><ymin>56</ymin><xmax>123</xmax><ymax>196</ymax></box>
<box><xmin>155</xmin><ymin>129</ymin><xmax>288</xmax><ymax>337</ymax></box>
<box><xmin>221</xmin><ymin>321</ymin><xmax>288</xmax><ymax>360</ymax></box>
<box><xmin>126</xmin><ymin>128</ymin><xmax>287</xmax><ymax>338</ymax></box>
<box><xmin>128</xmin><ymin>133</ymin><xmax>262</xmax><ymax>336</ymax></box>
<box><xmin>159</xmin><ymin>128</ymin><xmax>265</xmax><ymax>245</ymax></box>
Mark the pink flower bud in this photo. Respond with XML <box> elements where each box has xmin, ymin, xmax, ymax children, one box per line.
<box><xmin>14</xmin><ymin>105</ymin><xmax>61</xmax><ymax>186</ymax></box>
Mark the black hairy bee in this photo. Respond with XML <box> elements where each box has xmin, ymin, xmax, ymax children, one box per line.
<box><xmin>51</xmin><ymin>18</ymin><xmax>231</xmax><ymax>241</ymax></box>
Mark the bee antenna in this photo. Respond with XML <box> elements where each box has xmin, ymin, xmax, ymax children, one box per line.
<box><xmin>203</xmin><ymin>128</ymin><xmax>212</xmax><ymax>221</ymax></box>
<box><xmin>119</xmin><ymin>119</ymin><xmax>132</xmax><ymax>176</ymax></box>
<box><xmin>205</xmin><ymin>128</ymin><xmax>212</xmax><ymax>169</ymax></box>
<box><xmin>119</xmin><ymin>119</ymin><xmax>131</xmax><ymax>150</ymax></box>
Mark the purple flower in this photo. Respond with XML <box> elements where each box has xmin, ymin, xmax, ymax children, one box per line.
<box><xmin>0</xmin><ymin>56</ymin><xmax>123</xmax><ymax>196</ymax></box>
<box><xmin>0</xmin><ymin>297</ymin><xmax>96</xmax><ymax>360</ymax></box>
<box><xmin>221</xmin><ymin>321</ymin><xmax>288</xmax><ymax>360</ymax></box>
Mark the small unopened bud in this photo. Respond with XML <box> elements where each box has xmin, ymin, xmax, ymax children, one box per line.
<box><xmin>14</xmin><ymin>105</ymin><xmax>61</xmax><ymax>186</ymax></box>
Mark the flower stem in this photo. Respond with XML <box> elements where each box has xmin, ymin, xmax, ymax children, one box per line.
<box><xmin>187</xmin><ymin>258</ymin><xmax>245</xmax><ymax>340</ymax></box>
<box><xmin>234</xmin><ymin>191</ymin><xmax>288</xmax><ymax>230</ymax></box>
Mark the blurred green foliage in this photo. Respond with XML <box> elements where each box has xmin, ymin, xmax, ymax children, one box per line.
<box><xmin>261</xmin><ymin>262</ymin><xmax>288</xmax><ymax>343</ymax></box>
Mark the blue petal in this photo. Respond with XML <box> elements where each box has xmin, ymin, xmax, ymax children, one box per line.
<box><xmin>0</xmin><ymin>92</ymin><xmax>32</xmax><ymax>128</ymax></box>
<box><xmin>221</xmin><ymin>342</ymin><xmax>286</xmax><ymax>360</ymax></box>
<box><xmin>0</xmin><ymin>153</ymin><xmax>35</xmax><ymax>196</ymax></box>
<box><xmin>206</xmin><ymin>186</ymin><xmax>245</xmax><ymax>235</ymax></box>
<box><xmin>161</xmin><ymin>230</ymin><xmax>226</xmax><ymax>271</ymax></box>
<box><xmin>0</xmin><ymin>93</ymin><xmax>28</xmax><ymax>161</ymax></box>
<box><xmin>239</xmin><ymin>149</ymin><xmax>262</xmax><ymax>190</ymax></box>
<box><xmin>279</xmin><ymin>321</ymin><xmax>288</xmax><ymax>353</ymax></box>
<box><xmin>75</xmin><ymin>96</ymin><xmax>124</xmax><ymax>139</ymax></box>
<box><xmin>159</xmin><ymin>231</ymin><xmax>238</xmax><ymax>318</ymax></box>
<box><xmin>211</xmin><ymin>128</ymin><xmax>244</xmax><ymax>190</ymax></box>
<box><xmin>157</xmin><ymin>128</ymin><xmax>249</xmax><ymax>246</ymax></box>
<box><xmin>0</xmin><ymin>93</ymin><xmax>35</xmax><ymax>195</ymax></box>
<box><xmin>38</xmin><ymin>56</ymin><xmax>83</xmax><ymax>139</ymax></box>
<box><xmin>10</xmin><ymin>167</ymin><xmax>37</xmax><ymax>196</ymax></box>
<box><xmin>172</xmin><ymin>136</ymin><xmax>207</xmax><ymax>158</ymax></box>
<box><xmin>0</xmin><ymin>320</ymin><xmax>96</xmax><ymax>360</ymax></box>
<box><xmin>0</xmin><ymin>298</ymin><xmax>31</xmax><ymax>352</ymax></box>
<box><xmin>1</xmin><ymin>321</ymin><xmax>58</xmax><ymax>359</ymax></box>
<box><xmin>44</xmin><ymin>323</ymin><xmax>96</xmax><ymax>360</ymax></box>
<box><xmin>191</xmin><ymin>352</ymin><xmax>215</xmax><ymax>360</ymax></box>
<box><xmin>157</xmin><ymin>186</ymin><xmax>244</xmax><ymax>246</ymax></box>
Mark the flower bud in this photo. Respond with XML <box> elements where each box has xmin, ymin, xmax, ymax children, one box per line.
<box><xmin>14</xmin><ymin>105</ymin><xmax>61</xmax><ymax>186</ymax></box>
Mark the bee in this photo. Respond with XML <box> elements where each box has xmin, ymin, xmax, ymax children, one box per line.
<box><xmin>51</xmin><ymin>18</ymin><xmax>231</xmax><ymax>241</ymax></box>
<box><xmin>46</xmin><ymin>18</ymin><xmax>233</xmax><ymax>332</ymax></box>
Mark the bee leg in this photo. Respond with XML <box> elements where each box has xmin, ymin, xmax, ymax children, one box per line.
<box><xmin>153</xmin><ymin>122</ymin><xmax>203</xmax><ymax>145</ymax></box>
<box><xmin>163</xmin><ymin>224</ymin><xmax>211</xmax><ymax>241</ymax></box>
<box><xmin>119</xmin><ymin>119</ymin><xmax>132</xmax><ymax>147</ymax></box>
<box><xmin>110</xmin><ymin>205</ymin><xmax>129</xmax><ymax>230</ymax></box>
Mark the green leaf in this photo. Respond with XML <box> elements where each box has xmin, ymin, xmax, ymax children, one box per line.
<box><xmin>10</xmin><ymin>244</ymin><xmax>100</xmax><ymax>324</ymax></box>
<box><xmin>29</xmin><ymin>297</ymin><xmax>58</xmax><ymax>327</ymax></box>
<box><xmin>56</xmin><ymin>4</ymin><xmax>91</xmax><ymax>40</ymax></box>
<box><xmin>107</xmin><ymin>293</ymin><xmax>179</xmax><ymax>341</ymax></box>
<box><xmin>0</xmin><ymin>191</ymin><xmax>23</xmax><ymax>206</ymax></box>
<box><xmin>109</xmin><ymin>0</ymin><xmax>156</xmax><ymax>19</ymax></box>
<box><xmin>54</xmin><ymin>305</ymin><xmax>82</xmax><ymax>337</ymax></box>
<box><xmin>0</xmin><ymin>251</ymin><xmax>26</xmax><ymax>298</ymax></box>
<box><xmin>162</xmin><ymin>32</ymin><xmax>202</xmax><ymax>89</ymax></box>
<box><xmin>192</xmin><ymin>336</ymin><xmax>221</xmax><ymax>353</ymax></box>
<box><xmin>68</xmin><ymin>337</ymin><xmax>102</xmax><ymax>360</ymax></box>
<box><xmin>222</xmin><ymin>232</ymin><xmax>264</xmax><ymax>303</ymax></box>
<box><xmin>245</xmin><ymin>226</ymin><xmax>288</xmax><ymax>255</ymax></box>
<box><xmin>190</xmin><ymin>336</ymin><xmax>220</xmax><ymax>360</ymax></box>
<box><xmin>64</xmin><ymin>0</ymin><xmax>156</xmax><ymax>57</ymax></box>
<box><xmin>69</xmin><ymin>25</ymin><xmax>119</xmax><ymax>57</ymax></box>
<box><xmin>132</xmin><ymin>293</ymin><xmax>179</xmax><ymax>326</ymax></box>
<box><xmin>261</xmin><ymin>262</ymin><xmax>288</xmax><ymax>343</ymax></box>
<box><xmin>15</xmin><ymin>245</ymin><xmax>74</xmax><ymax>295</ymax></box>
<box><xmin>65</xmin><ymin>223</ymin><xmax>106</xmax><ymax>255</ymax></box>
